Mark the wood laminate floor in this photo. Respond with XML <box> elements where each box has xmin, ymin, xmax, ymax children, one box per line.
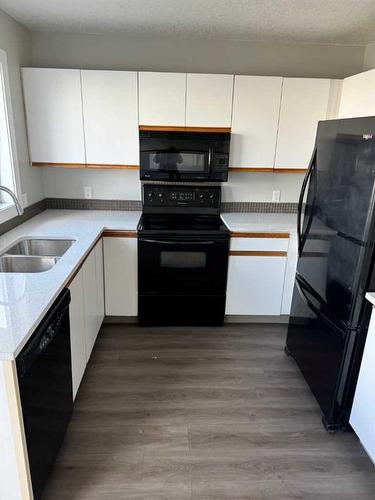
<box><xmin>43</xmin><ymin>323</ymin><xmax>375</xmax><ymax>500</ymax></box>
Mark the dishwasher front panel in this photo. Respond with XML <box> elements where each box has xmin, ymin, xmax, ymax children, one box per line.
<box><xmin>16</xmin><ymin>289</ymin><xmax>73</xmax><ymax>500</ymax></box>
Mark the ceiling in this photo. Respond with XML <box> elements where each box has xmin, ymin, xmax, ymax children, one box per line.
<box><xmin>1</xmin><ymin>0</ymin><xmax>375</xmax><ymax>45</ymax></box>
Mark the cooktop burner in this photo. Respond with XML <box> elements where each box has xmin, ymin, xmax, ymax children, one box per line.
<box><xmin>137</xmin><ymin>214</ymin><xmax>229</xmax><ymax>235</ymax></box>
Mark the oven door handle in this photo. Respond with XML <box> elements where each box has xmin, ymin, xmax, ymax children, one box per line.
<box><xmin>139</xmin><ymin>238</ymin><xmax>219</xmax><ymax>245</ymax></box>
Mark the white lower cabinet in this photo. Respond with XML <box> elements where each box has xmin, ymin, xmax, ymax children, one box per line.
<box><xmin>226</xmin><ymin>254</ymin><xmax>287</xmax><ymax>315</ymax></box>
<box><xmin>82</xmin><ymin>247</ymin><xmax>99</xmax><ymax>360</ymax></box>
<box><xmin>68</xmin><ymin>269</ymin><xmax>86</xmax><ymax>399</ymax></box>
<box><xmin>69</xmin><ymin>239</ymin><xmax>105</xmax><ymax>396</ymax></box>
<box><xmin>350</xmin><ymin>308</ymin><xmax>375</xmax><ymax>462</ymax></box>
<box><xmin>95</xmin><ymin>239</ymin><xmax>105</xmax><ymax>331</ymax></box>
<box><xmin>281</xmin><ymin>233</ymin><xmax>298</xmax><ymax>314</ymax></box>
<box><xmin>104</xmin><ymin>236</ymin><xmax>138</xmax><ymax>316</ymax></box>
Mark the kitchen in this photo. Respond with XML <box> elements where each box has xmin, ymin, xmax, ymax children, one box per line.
<box><xmin>1</xmin><ymin>1</ymin><xmax>375</xmax><ymax>499</ymax></box>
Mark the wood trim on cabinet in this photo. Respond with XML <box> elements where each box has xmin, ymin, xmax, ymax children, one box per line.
<box><xmin>229</xmin><ymin>250</ymin><xmax>287</xmax><ymax>257</ymax></box>
<box><xmin>229</xmin><ymin>167</ymin><xmax>274</xmax><ymax>173</ymax></box>
<box><xmin>231</xmin><ymin>232</ymin><xmax>290</xmax><ymax>239</ymax></box>
<box><xmin>139</xmin><ymin>125</ymin><xmax>231</xmax><ymax>133</ymax></box>
<box><xmin>86</xmin><ymin>164</ymin><xmax>139</xmax><ymax>170</ymax></box>
<box><xmin>229</xmin><ymin>167</ymin><xmax>307</xmax><ymax>174</ymax></box>
<box><xmin>32</xmin><ymin>162</ymin><xmax>306</xmax><ymax>173</ymax></box>
<box><xmin>273</xmin><ymin>168</ymin><xmax>308</xmax><ymax>174</ymax></box>
<box><xmin>32</xmin><ymin>162</ymin><xmax>86</xmax><ymax>168</ymax></box>
<box><xmin>102</xmin><ymin>230</ymin><xmax>137</xmax><ymax>238</ymax></box>
<box><xmin>32</xmin><ymin>162</ymin><xmax>140</xmax><ymax>170</ymax></box>
<box><xmin>2</xmin><ymin>361</ymin><xmax>34</xmax><ymax>500</ymax></box>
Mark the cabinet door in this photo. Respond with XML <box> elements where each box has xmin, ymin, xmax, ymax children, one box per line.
<box><xmin>281</xmin><ymin>233</ymin><xmax>298</xmax><ymax>315</ymax></box>
<box><xmin>81</xmin><ymin>70</ymin><xmax>139</xmax><ymax>166</ymax></box>
<box><xmin>95</xmin><ymin>239</ymin><xmax>105</xmax><ymax>331</ymax></box>
<box><xmin>82</xmin><ymin>248</ymin><xmax>98</xmax><ymax>360</ymax></box>
<box><xmin>68</xmin><ymin>269</ymin><xmax>86</xmax><ymax>399</ymax></box>
<box><xmin>230</xmin><ymin>76</ymin><xmax>282</xmax><ymax>168</ymax></box>
<box><xmin>350</xmin><ymin>312</ymin><xmax>375</xmax><ymax>462</ymax></box>
<box><xmin>226</xmin><ymin>255</ymin><xmax>287</xmax><ymax>315</ymax></box>
<box><xmin>274</xmin><ymin>78</ymin><xmax>331</xmax><ymax>170</ymax></box>
<box><xmin>339</xmin><ymin>69</ymin><xmax>375</xmax><ymax>118</ymax></box>
<box><xmin>186</xmin><ymin>73</ymin><xmax>234</xmax><ymax>127</ymax></box>
<box><xmin>22</xmin><ymin>68</ymin><xmax>85</xmax><ymax>164</ymax></box>
<box><xmin>138</xmin><ymin>72</ymin><xmax>186</xmax><ymax>126</ymax></box>
<box><xmin>104</xmin><ymin>237</ymin><xmax>137</xmax><ymax>316</ymax></box>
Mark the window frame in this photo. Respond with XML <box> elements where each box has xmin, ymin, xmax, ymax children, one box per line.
<box><xmin>0</xmin><ymin>47</ymin><xmax>22</xmax><ymax>224</ymax></box>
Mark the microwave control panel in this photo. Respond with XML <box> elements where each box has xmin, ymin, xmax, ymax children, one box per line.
<box><xmin>142</xmin><ymin>184</ymin><xmax>221</xmax><ymax>213</ymax></box>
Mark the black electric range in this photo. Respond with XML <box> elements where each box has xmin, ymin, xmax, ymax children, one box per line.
<box><xmin>137</xmin><ymin>184</ymin><xmax>230</xmax><ymax>326</ymax></box>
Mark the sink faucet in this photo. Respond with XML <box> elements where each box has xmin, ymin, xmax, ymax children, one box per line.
<box><xmin>0</xmin><ymin>186</ymin><xmax>23</xmax><ymax>215</ymax></box>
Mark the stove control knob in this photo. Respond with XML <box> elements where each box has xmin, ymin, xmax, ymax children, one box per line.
<box><xmin>209</xmin><ymin>193</ymin><xmax>215</xmax><ymax>199</ymax></box>
<box><xmin>199</xmin><ymin>193</ymin><xmax>205</xmax><ymax>200</ymax></box>
<box><xmin>158</xmin><ymin>192</ymin><xmax>165</xmax><ymax>203</ymax></box>
<box><xmin>147</xmin><ymin>191</ymin><xmax>155</xmax><ymax>201</ymax></box>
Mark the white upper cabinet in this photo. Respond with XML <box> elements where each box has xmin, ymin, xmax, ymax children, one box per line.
<box><xmin>230</xmin><ymin>75</ymin><xmax>283</xmax><ymax>168</ymax></box>
<box><xmin>138</xmin><ymin>72</ymin><xmax>186</xmax><ymax>126</ymax></box>
<box><xmin>339</xmin><ymin>69</ymin><xmax>375</xmax><ymax>118</ymax></box>
<box><xmin>81</xmin><ymin>70</ymin><xmax>139</xmax><ymax>166</ymax></box>
<box><xmin>186</xmin><ymin>73</ymin><xmax>234</xmax><ymax>127</ymax></box>
<box><xmin>22</xmin><ymin>68</ymin><xmax>85</xmax><ymax>164</ymax></box>
<box><xmin>274</xmin><ymin>78</ymin><xmax>331</xmax><ymax>169</ymax></box>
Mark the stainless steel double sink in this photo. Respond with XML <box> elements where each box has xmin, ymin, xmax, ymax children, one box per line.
<box><xmin>0</xmin><ymin>239</ymin><xmax>75</xmax><ymax>273</ymax></box>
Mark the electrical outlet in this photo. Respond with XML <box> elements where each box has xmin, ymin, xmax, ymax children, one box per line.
<box><xmin>272</xmin><ymin>190</ymin><xmax>281</xmax><ymax>202</ymax></box>
<box><xmin>84</xmin><ymin>186</ymin><xmax>92</xmax><ymax>199</ymax></box>
<box><xmin>22</xmin><ymin>193</ymin><xmax>28</xmax><ymax>207</ymax></box>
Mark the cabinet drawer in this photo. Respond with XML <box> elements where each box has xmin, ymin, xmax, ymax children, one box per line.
<box><xmin>230</xmin><ymin>236</ymin><xmax>289</xmax><ymax>252</ymax></box>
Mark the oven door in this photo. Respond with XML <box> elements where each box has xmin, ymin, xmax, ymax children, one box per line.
<box><xmin>140</xmin><ymin>148</ymin><xmax>210</xmax><ymax>181</ymax></box>
<box><xmin>138</xmin><ymin>235</ymin><xmax>229</xmax><ymax>295</ymax></box>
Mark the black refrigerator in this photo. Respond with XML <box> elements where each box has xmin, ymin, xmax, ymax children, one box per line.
<box><xmin>286</xmin><ymin>116</ymin><xmax>375</xmax><ymax>432</ymax></box>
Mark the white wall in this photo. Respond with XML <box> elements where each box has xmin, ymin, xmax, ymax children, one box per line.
<box><xmin>42</xmin><ymin>168</ymin><xmax>304</xmax><ymax>203</ymax></box>
<box><xmin>363</xmin><ymin>42</ymin><xmax>375</xmax><ymax>71</ymax></box>
<box><xmin>0</xmin><ymin>9</ymin><xmax>43</xmax><ymax>206</ymax></box>
<box><xmin>222</xmin><ymin>172</ymin><xmax>304</xmax><ymax>202</ymax></box>
<box><xmin>31</xmin><ymin>32</ymin><xmax>364</xmax><ymax>79</ymax></box>
<box><xmin>43</xmin><ymin>168</ymin><xmax>141</xmax><ymax>200</ymax></box>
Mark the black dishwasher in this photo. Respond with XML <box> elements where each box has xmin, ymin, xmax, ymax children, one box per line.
<box><xmin>16</xmin><ymin>288</ymin><xmax>73</xmax><ymax>500</ymax></box>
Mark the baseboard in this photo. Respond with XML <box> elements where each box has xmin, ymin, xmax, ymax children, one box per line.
<box><xmin>103</xmin><ymin>316</ymin><xmax>138</xmax><ymax>324</ymax></box>
<box><xmin>103</xmin><ymin>315</ymin><xmax>289</xmax><ymax>324</ymax></box>
<box><xmin>225</xmin><ymin>315</ymin><xmax>290</xmax><ymax>323</ymax></box>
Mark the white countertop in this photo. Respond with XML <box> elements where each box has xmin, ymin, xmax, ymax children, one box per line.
<box><xmin>366</xmin><ymin>293</ymin><xmax>375</xmax><ymax>306</ymax></box>
<box><xmin>221</xmin><ymin>212</ymin><xmax>297</xmax><ymax>233</ymax></box>
<box><xmin>0</xmin><ymin>209</ymin><xmax>297</xmax><ymax>360</ymax></box>
<box><xmin>0</xmin><ymin>210</ymin><xmax>140</xmax><ymax>360</ymax></box>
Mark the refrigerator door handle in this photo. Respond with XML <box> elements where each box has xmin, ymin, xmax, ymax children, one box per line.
<box><xmin>297</xmin><ymin>147</ymin><xmax>317</xmax><ymax>257</ymax></box>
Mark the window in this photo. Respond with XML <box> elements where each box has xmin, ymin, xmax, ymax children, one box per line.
<box><xmin>0</xmin><ymin>48</ymin><xmax>22</xmax><ymax>222</ymax></box>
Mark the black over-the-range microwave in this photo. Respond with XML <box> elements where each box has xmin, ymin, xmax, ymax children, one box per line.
<box><xmin>139</xmin><ymin>129</ymin><xmax>231</xmax><ymax>182</ymax></box>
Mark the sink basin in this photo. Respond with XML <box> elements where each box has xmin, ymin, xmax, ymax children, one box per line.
<box><xmin>5</xmin><ymin>238</ymin><xmax>74</xmax><ymax>257</ymax></box>
<box><xmin>0</xmin><ymin>256</ymin><xmax>59</xmax><ymax>273</ymax></box>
